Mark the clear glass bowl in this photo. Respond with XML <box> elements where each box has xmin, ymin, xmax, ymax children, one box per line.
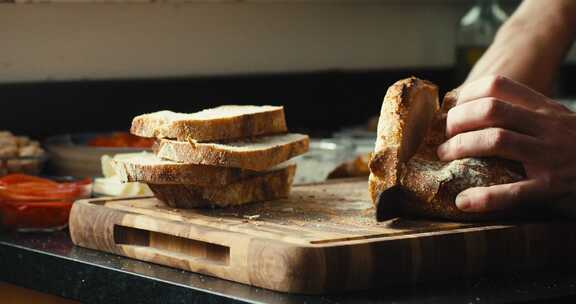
<box><xmin>293</xmin><ymin>138</ymin><xmax>356</xmax><ymax>184</ymax></box>
<box><xmin>0</xmin><ymin>176</ymin><xmax>92</xmax><ymax>232</ymax></box>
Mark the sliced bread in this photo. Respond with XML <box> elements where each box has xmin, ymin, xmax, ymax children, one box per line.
<box><xmin>155</xmin><ymin>133</ymin><xmax>309</xmax><ymax>171</ymax></box>
<box><xmin>112</xmin><ymin>153</ymin><xmax>261</xmax><ymax>187</ymax></box>
<box><xmin>149</xmin><ymin>164</ymin><xmax>296</xmax><ymax>208</ymax></box>
<box><xmin>131</xmin><ymin>105</ymin><xmax>287</xmax><ymax>142</ymax></box>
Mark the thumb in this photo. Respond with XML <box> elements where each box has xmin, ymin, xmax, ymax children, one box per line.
<box><xmin>455</xmin><ymin>179</ymin><xmax>542</xmax><ymax>213</ymax></box>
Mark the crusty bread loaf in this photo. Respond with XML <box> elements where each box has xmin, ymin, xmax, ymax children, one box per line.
<box><xmin>131</xmin><ymin>105</ymin><xmax>287</xmax><ymax>142</ymax></box>
<box><xmin>149</xmin><ymin>165</ymin><xmax>296</xmax><ymax>208</ymax></box>
<box><xmin>155</xmin><ymin>133</ymin><xmax>309</xmax><ymax>171</ymax></box>
<box><xmin>369</xmin><ymin>77</ymin><xmax>525</xmax><ymax>221</ymax></box>
<box><xmin>112</xmin><ymin>153</ymin><xmax>262</xmax><ymax>186</ymax></box>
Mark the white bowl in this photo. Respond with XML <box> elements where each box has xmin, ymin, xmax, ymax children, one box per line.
<box><xmin>44</xmin><ymin>133</ymin><xmax>151</xmax><ymax>177</ymax></box>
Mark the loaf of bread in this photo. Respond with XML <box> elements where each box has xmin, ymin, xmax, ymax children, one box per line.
<box><xmin>149</xmin><ymin>165</ymin><xmax>296</xmax><ymax>208</ymax></box>
<box><xmin>131</xmin><ymin>106</ymin><xmax>287</xmax><ymax>142</ymax></box>
<box><xmin>155</xmin><ymin>133</ymin><xmax>309</xmax><ymax>171</ymax></box>
<box><xmin>369</xmin><ymin>77</ymin><xmax>525</xmax><ymax>221</ymax></box>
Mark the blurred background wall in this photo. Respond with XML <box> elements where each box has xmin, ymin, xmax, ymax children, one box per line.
<box><xmin>0</xmin><ymin>1</ymin><xmax>504</xmax><ymax>82</ymax></box>
<box><xmin>1</xmin><ymin>0</ymin><xmax>574</xmax><ymax>137</ymax></box>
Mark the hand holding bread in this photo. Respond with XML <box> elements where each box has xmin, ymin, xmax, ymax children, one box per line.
<box><xmin>369</xmin><ymin>76</ymin><xmax>576</xmax><ymax>221</ymax></box>
<box><xmin>368</xmin><ymin>77</ymin><xmax>525</xmax><ymax>221</ymax></box>
<box><xmin>438</xmin><ymin>75</ymin><xmax>576</xmax><ymax>213</ymax></box>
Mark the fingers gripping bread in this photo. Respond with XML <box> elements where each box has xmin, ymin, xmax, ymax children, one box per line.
<box><xmin>368</xmin><ymin>77</ymin><xmax>525</xmax><ymax>221</ymax></box>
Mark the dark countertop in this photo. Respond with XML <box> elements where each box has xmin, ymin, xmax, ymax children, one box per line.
<box><xmin>2</xmin><ymin>231</ymin><xmax>576</xmax><ymax>304</ymax></box>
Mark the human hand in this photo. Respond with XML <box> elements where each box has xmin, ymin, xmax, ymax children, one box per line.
<box><xmin>436</xmin><ymin>75</ymin><xmax>576</xmax><ymax>213</ymax></box>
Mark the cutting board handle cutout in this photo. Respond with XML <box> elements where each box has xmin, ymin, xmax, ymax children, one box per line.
<box><xmin>113</xmin><ymin>225</ymin><xmax>230</xmax><ymax>266</ymax></box>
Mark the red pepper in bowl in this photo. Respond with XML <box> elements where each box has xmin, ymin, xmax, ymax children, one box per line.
<box><xmin>0</xmin><ymin>174</ymin><xmax>91</xmax><ymax>232</ymax></box>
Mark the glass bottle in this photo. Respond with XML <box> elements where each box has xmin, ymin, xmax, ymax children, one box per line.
<box><xmin>455</xmin><ymin>0</ymin><xmax>508</xmax><ymax>82</ymax></box>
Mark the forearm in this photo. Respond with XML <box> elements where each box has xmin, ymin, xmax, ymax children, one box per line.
<box><xmin>465</xmin><ymin>0</ymin><xmax>576</xmax><ymax>96</ymax></box>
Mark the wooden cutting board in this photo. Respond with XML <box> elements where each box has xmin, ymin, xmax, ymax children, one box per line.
<box><xmin>69</xmin><ymin>178</ymin><xmax>576</xmax><ymax>294</ymax></box>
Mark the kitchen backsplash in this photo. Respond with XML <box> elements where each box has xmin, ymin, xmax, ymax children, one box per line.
<box><xmin>0</xmin><ymin>0</ymin><xmax>548</xmax><ymax>83</ymax></box>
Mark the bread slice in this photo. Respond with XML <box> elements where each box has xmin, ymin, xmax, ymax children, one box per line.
<box><xmin>112</xmin><ymin>152</ymin><xmax>264</xmax><ymax>187</ymax></box>
<box><xmin>149</xmin><ymin>164</ymin><xmax>296</xmax><ymax>208</ymax></box>
<box><xmin>155</xmin><ymin>133</ymin><xmax>309</xmax><ymax>171</ymax></box>
<box><xmin>131</xmin><ymin>105</ymin><xmax>287</xmax><ymax>142</ymax></box>
<box><xmin>368</xmin><ymin>77</ymin><xmax>525</xmax><ymax>221</ymax></box>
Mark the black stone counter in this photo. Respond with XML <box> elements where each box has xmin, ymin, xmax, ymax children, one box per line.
<box><xmin>2</xmin><ymin>231</ymin><xmax>576</xmax><ymax>304</ymax></box>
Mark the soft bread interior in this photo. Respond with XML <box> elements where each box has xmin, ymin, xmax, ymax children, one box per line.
<box><xmin>188</xmin><ymin>105</ymin><xmax>282</xmax><ymax>120</ymax></box>
<box><xmin>141</xmin><ymin>106</ymin><xmax>283</xmax><ymax>124</ymax></box>
<box><xmin>398</xmin><ymin>87</ymin><xmax>439</xmax><ymax>162</ymax></box>
<box><xmin>187</xmin><ymin>133</ymin><xmax>308</xmax><ymax>151</ymax></box>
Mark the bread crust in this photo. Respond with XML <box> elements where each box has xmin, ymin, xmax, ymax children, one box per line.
<box><xmin>369</xmin><ymin>78</ymin><xmax>525</xmax><ymax>221</ymax></box>
<box><xmin>131</xmin><ymin>106</ymin><xmax>288</xmax><ymax>142</ymax></box>
<box><xmin>155</xmin><ymin>134</ymin><xmax>309</xmax><ymax>171</ymax></box>
<box><xmin>112</xmin><ymin>154</ymin><xmax>261</xmax><ymax>186</ymax></box>
<box><xmin>148</xmin><ymin>165</ymin><xmax>296</xmax><ymax>208</ymax></box>
<box><xmin>369</xmin><ymin>77</ymin><xmax>439</xmax><ymax>195</ymax></box>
